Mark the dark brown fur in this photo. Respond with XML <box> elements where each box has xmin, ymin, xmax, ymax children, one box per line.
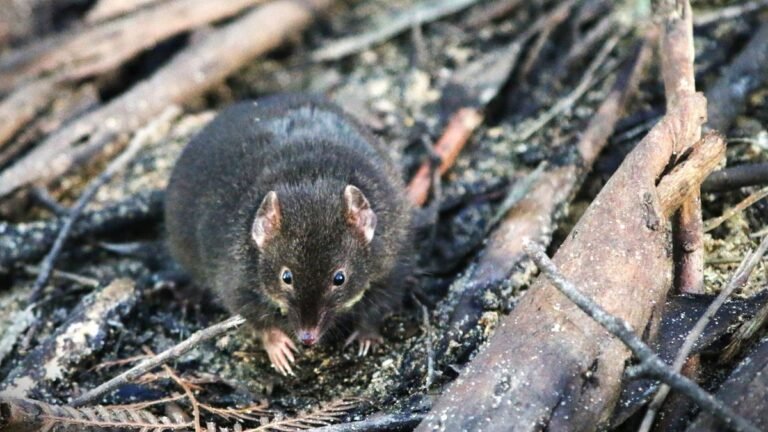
<box><xmin>165</xmin><ymin>94</ymin><xmax>412</xmax><ymax>344</ymax></box>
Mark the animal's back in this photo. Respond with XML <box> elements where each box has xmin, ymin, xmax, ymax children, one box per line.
<box><xmin>165</xmin><ymin>94</ymin><xmax>407</xmax><ymax>289</ymax></box>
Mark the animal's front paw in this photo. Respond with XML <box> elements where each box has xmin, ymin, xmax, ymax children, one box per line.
<box><xmin>262</xmin><ymin>328</ymin><xmax>298</xmax><ymax>376</ymax></box>
<box><xmin>344</xmin><ymin>330</ymin><xmax>383</xmax><ymax>357</ymax></box>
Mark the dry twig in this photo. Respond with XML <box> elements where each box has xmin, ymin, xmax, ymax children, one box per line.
<box><xmin>419</xmin><ymin>303</ymin><xmax>435</xmax><ymax>391</ymax></box>
<box><xmin>694</xmin><ymin>0</ymin><xmax>768</xmax><ymax>26</ymax></box>
<box><xmin>71</xmin><ymin>315</ymin><xmax>246</xmax><ymax>406</ymax></box>
<box><xmin>147</xmin><ymin>347</ymin><xmax>203</xmax><ymax>432</ymax></box>
<box><xmin>704</xmin><ymin>186</ymin><xmax>768</xmax><ymax>232</ymax></box>
<box><xmin>558</xmin><ymin>11</ymin><xmax>619</xmax><ymax>73</ymax></box>
<box><xmin>464</xmin><ymin>0</ymin><xmax>523</xmax><ymax>28</ymax></box>
<box><xmin>21</xmin><ymin>264</ymin><xmax>100</xmax><ymax>288</ymax></box>
<box><xmin>704</xmin><ymin>22</ymin><xmax>768</xmax><ymax>133</ymax></box>
<box><xmin>0</xmin><ymin>78</ymin><xmax>57</xmax><ymax>150</ymax></box>
<box><xmin>514</xmin><ymin>29</ymin><xmax>623</xmax><ymax>142</ymax></box>
<box><xmin>0</xmin><ymin>189</ymin><xmax>164</xmax><ymax>269</ymax></box>
<box><xmin>312</xmin><ymin>0</ymin><xmax>482</xmax><ymax>61</ymax></box>
<box><xmin>407</xmin><ymin>108</ymin><xmax>483</xmax><ymax>206</ymax></box>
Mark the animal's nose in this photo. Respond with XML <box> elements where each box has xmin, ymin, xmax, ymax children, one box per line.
<box><xmin>298</xmin><ymin>328</ymin><xmax>319</xmax><ymax>346</ymax></box>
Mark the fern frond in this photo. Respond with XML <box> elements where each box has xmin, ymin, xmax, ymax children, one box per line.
<box><xmin>200</xmin><ymin>401</ymin><xmax>271</xmax><ymax>423</ymax></box>
<box><xmin>0</xmin><ymin>397</ymin><xmax>191</xmax><ymax>431</ymax></box>
<box><xmin>246</xmin><ymin>398</ymin><xmax>366</xmax><ymax>432</ymax></box>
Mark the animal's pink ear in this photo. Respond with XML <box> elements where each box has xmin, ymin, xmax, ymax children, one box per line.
<box><xmin>344</xmin><ymin>185</ymin><xmax>376</xmax><ymax>244</ymax></box>
<box><xmin>252</xmin><ymin>191</ymin><xmax>281</xmax><ymax>248</ymax></box>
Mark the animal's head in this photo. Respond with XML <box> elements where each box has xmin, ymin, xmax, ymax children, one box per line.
<box><xmin>251</xmin><ymin>184</ymin><xmax>377</xmax><ymax>346</ymax></box>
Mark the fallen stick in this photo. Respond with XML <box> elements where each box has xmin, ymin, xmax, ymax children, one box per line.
<box><xmin>704</xmin><ymin>22</ymin><xmax>768</xmax><ymax>133</ymax></box>
<box><xmin>407</xmin><ymin>108</ymin><xmax>483</xmax><ymax>206</ymax></box>
<box><xmin>658</xmin><ymin>0</ymin><xmax>705</xmax><ymax>295</ymax></box>
<box><xmin>0</xmin><ymin>0</ymin><xmax>333</xmax><ymax>198</ymax></box>
<box><xmin>0</xmin><ymin>189</ymin><xmax>163</xmax><ymax>269</ymax></box>
<box><xmin>523</xmin><ymin>242</ymin><xmax>760</xmax><ymax>432</ymax></box>
<box><xmin>0</xmin><ymin>0</ymin><xmax>52</xmax><ymax>48</ymax></box>
<box><xmin>641</xmin><ymin>233</ymin><xmax>768</xmax><ymax>431</ymax></box>
<box><xmin>21</xmin><ymin>264</ymin><xmax>100</xmax><ymax>288</ymax></box>
<box><xmin>312</xmin><ymin>0</ymin><xmax>482</xmax><ymax>61</ymax></box>
<box><xmin>518</xmin><ymin>4</ymin><xmax>571</xmax><ymax>78</ymax></box>
<box><xmin>29</xmin><ymin>187</ymin><xmax>68</xmax><ymax>216</ymax></box>
<box><xmin>70</xmin><ymin>315</ymin><xmax>246</xmax><ymax>407</ymax></box>
<box><xmin>0</xmin><ymin>0</ymin><xmax>266</xmax><ymax>90</ymax></box>
<box><xmin>0</xmin><ymin>306</ymin><xmax>36</xmax><ymax>369</ymax></box>
<box><xmin>0</xmin><ymin>279</ymin><xmax>138</xmax><ymax>400</ymax></box>
<box><xmin>555</xmin><ymin>10</ymin><xmax>619</xmax><ymax>77</ymax></box>
<box><xmin>514</xmin><ymin>30</ymin><xmax>622</xmax><ymax>142</ymax></box>
<box><xmin>27</xmin><ymin>106</ymin><xmax>179</xmax><ymax>304</ymax></box>
<box><xmin>721</xmin><ymin>295</ymin><xmax>768</xmax><ymax>363</ymax></box>
<box><xmin>0</xmin><ymin>78</ymin><xmax>57</xmax><ymax>150</ymax></box>
<box><xmin>694</xmin><ymin>0</ymin><xmax>768</xmax><ymax>27</ymax></box>
<box><xmin>0</xmin><ymin>83</ymin><xmax>99</xmax><ymax>169</ymax></box>
<box><xmin>703</xmin><ymin>163</ymin><xmax>768</xmax><ymax>192</ymax></box>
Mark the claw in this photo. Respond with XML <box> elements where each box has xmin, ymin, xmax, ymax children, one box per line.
<box><xmin>345</xmin><ymin>330</ymin><xmax>383</xmax><ymax>357</ymax></box>
<box><xmin>262</xmin><ymin>328</ymin><xmax>297</xmax><ymax>376</ymax></box>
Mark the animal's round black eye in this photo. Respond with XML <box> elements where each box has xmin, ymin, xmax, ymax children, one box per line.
<box><xmin>281</xmin><ymin>269</ymin><xmax>293</xmax><ymax>285</ymax></box>
<box><xmin>333</xmin><ymin>271</ymin><xmax>345</xmax><ymax>286</ymax></box>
